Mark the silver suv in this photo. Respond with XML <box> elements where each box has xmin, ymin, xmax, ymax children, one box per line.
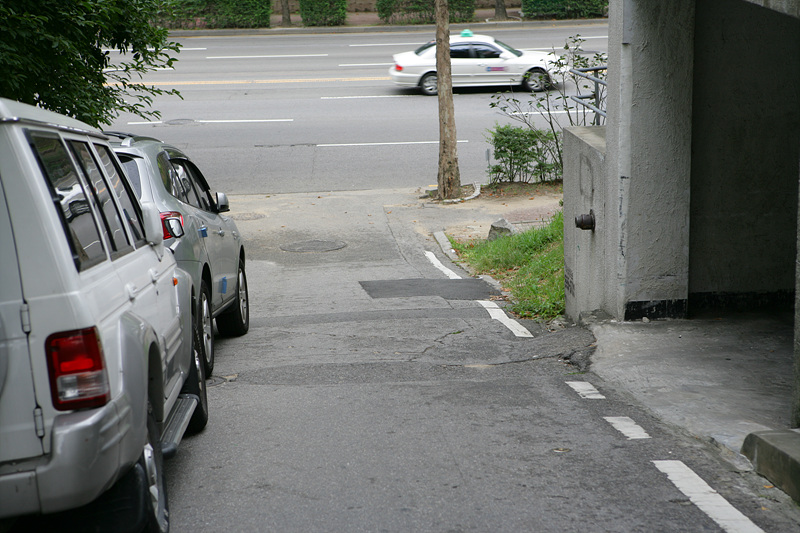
<box><xmin>0</xmin><ymin>98</ymin><xmax>208</xmax><ymax>532</ymax></box>
<box><xmin>109</xmin><ymin>134</ymin><xmax>250</xmax><ymax>377</ymax></box>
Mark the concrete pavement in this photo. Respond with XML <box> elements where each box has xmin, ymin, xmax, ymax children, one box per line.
<box><xmin>228</xmin><ymin>184</ymin><xmax>800</xmax><ymax>505</ymax></box>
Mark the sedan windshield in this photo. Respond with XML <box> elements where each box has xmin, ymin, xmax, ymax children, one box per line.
<box><xmin>493</xmin><ymin>39</ymin><xmax>523</xmax><ymax>57</ymax></box>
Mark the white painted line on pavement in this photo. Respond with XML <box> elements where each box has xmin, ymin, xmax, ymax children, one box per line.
<box><xmin>319</xmin><ymin>140</ymin><xmax>468</xmax><ymax>147</ymax></box>
<box><xmin>478</xmin><ymin>301</ymin><xmax>533</xmax><ymax>338</ymax></box>
<box><xmin>566</xmin><ymin>381</ymin><xmax>606</xmax><ymax>399</ymax></box>
<box><xmin>206</xmin><ymin>54</ymin><xmax>328</xmax><ymax>59</ymax></box>
<box><xmin>321</xmin><ymin>95</ymin><xmax>413</xmax><ymax>99</ymax></box>
<box><xmin>424</xmin><ymin>251</ymin><xmax>461</xmax><ymax>280</ymax></box>
<box><xmin>338</xmin><ymin>63</ymin><xmax>394</xmax><ymax>67</ymax></box>
<box><xmin>126</xmin><ymin>119</ymin><xmax>293</xmax><ymax>125</ymax></box>
<box><xmin>603</xmin><ymin>416</ymin><xmax>651</xmax><ymax>440</ymax></box>
<box><xmin>349</xmin><ymin>42</ymin><xmax>426</xmax><ymax>47</ymax></box>
<box><xmin>653</xmin><ymin>461</ymin><xmax>764</xmax><ymax>533</ymax></box>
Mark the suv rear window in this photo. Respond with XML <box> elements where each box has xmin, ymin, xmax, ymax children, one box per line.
<box><xmin>29</xmin><ymin>134</ymin><xmax>107</xmax><ymax>271</ymax></box>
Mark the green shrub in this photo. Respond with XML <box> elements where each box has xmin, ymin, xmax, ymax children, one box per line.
<box><xmin>521</xmin><ymin>0</ymin><xmax>607</xmax><ymax>19</ymax></box>
<box><xmin>299</xmin><ymin>0</ymin><xmax>347</xmax><ymax>26</ymax></box>
<box><xmin>167</xmin><ymin>0</ymin><xmax>271</xmax><ymax>28</ymax></box>
<box><xmin>488</xmin><ymin>124</ymin><xmax>560</xmax><ymax>184</ymax></box>
<box><xmin>378</xmin><ymin>0</ymin><xmax>475</xmax><ymax>24</ymax></box>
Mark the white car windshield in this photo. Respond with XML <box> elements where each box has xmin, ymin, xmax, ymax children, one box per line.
<box><xmin>414</xmin><ymin>38</ymin><xmax>522</xmax><ymax>58</ymax></box>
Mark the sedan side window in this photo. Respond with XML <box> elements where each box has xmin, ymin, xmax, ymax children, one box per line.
<box><xmin>473</xmin><ymin>44</ymin><xmax>502</xmax><ymax>59</ymax></box>
<box><xmin>29</xmin><ymin>133</ymin><xmax>106</xmax><ymax>271</ymax></box>
<box><xmin>450</xmin><ymin>43</ymin><xmax>473</xmax><ymax>59</ymax></box>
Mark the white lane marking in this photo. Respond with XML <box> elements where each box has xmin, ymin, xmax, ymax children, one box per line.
<box><xmin>206</xmin><ymin>54</ymin><xmax>328</xmax><ymax>59</ymax></box>
<box><xmin>349</xmin><ymin>42</ymin><xmax>426</xmax><ymax>47</ymax></box>
<box><xmin>319</xmin><ymin>140</ymin><xmax>468</xmax><ymax>147</ymax></box>
<box><xmin>477</xmin><ymin>301</ymin><xmax>533</xmax><ymax>338</ymax></box>
<box><xmin>321</xmin><ymin>95</ymin><xmax>413</xmax><ymax>99</ymax></box>
<box><xmin>126</xmin><ymin>119</ymin><xmax>293</xmax><ymax>125</ymax></box>
<box><xmin>566</xmin><ymin>381</ymin><xmax>606</xmax><ymax>399</ymax></box>
<box><xmin>603</xmin><ymin>416</ymin><xmax>651</xmax><ymax>440</ymax></box>
<box><xmin>653</xmin><ymin>461</ymin><xmax>764</xmax><ymax>533</ymax></box>
<box><xmin>339</xmin><ymin>63</ymin><xmax>394</xmax><ymax>67</ymax></box>
<box><xmin>424</xmin><ymin>251</ymin><xmax>461</xmax><ymax>280</ymax></box>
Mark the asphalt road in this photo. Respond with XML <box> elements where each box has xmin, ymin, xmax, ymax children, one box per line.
<box><xmin>108</xmin><ymin>25</ymin><xmax>609</xmax><ymax>193</ymax></box>
<box><xmin>7</xmin><ymin>22</ymin><xmax>799</xmax><ymax>533</ymax></box>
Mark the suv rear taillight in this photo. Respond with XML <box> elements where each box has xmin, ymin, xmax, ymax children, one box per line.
<box><xmin>46</xmin><ymin>327</ymin><xmax>110</xmax><ymax>411</ymax></box>
<box><xmin>160</xmin><ymin>211</ymin><xmax>184</xmax><ymax>240</ymax></box>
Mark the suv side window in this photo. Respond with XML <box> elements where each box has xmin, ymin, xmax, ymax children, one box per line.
<box><xmin>171</xmin><ymin>160</ymin><xmax>203</xmax><ymax>209</ymax></box>
<box><xmin>171</xmin><ymin>160</ymin><xmax>213</xmax><ymax>212</ymax></box>
<box><xmin>69</xmin><ymin>141</ymin><xmax>133</xmax><ymax>257</ymax></box>
<box><xmin>157</xmin><ymin>152</ymin><xmax>190</xmax><ymax>204</ymax></box>
<box><xmin>94</xmin><ymin>144</ymin><xmax>146</xmax><ymax>246</ymax></box>
<box><xmin>29</xmin><ymin>133</ymin><xmax>107</xmax><ymax>270</ymax></box>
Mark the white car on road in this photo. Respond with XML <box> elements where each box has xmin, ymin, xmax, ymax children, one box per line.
<box><xmin>389</xmin><ymin>30</ymin><xmax>554</xmax><ymax>95</ymax></box>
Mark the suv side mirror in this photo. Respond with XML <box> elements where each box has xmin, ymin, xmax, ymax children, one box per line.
<box><xmin>163</xmin><ymin>216</ymin><xmax>185</xmax><ymax>239</ymax></box>
<box><xmin>216</xmin><ymin>192</ymin><xmax>230</xmax><ymax>213</ymax></box>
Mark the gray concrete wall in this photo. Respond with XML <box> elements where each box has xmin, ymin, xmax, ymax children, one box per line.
<box><xmin>563</xmin><ymin>127</ymin><xmax>607</xmax><ymax>322</ymax></box>
<box><xmin>601</xmin><ymin>0</ymin><xmax>696</xmax><ymax>320</ymax></box>
<box><xmin>689</xmin><ymin>0</ymin><xmax>800</xmax><ymax>306</ymax></box>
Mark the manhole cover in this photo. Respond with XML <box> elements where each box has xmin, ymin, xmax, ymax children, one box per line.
<box><xmin>231</xmin><ymin>212</ymin><xmax>265</xmax><ymax>221</ymax></box>
<box><xmin>280</xmin><ymin>240</ymin><xmax>347</xmax><ymax>253</ymax></box>
<box><xmin>164</xmin><ymin>118</ymin><xmax>195</xmax><ymax>125</ymax></box>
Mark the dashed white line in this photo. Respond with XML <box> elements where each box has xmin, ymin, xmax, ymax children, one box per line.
<box><xmin>321</xmin><ymin>95</ymin><xmax>413</xmax><ymax>99</ymax></box>
<box><xmin>349</xmin><ymin>42</ymin><xmax>426</xmax><ymax>47</ymax></box>
<box><xmin>338</xmin><ymin>63</ymin><xmax>394</xmax><ymax>67</ymax></box>
<box><xmin>603</xmin><ymin>416</ymin><xmax>651</xmax><ymax>440</ymax></box>
<box><xmin>206</xmin><ymin>54</ymin><xmax>328</xmax><ymax>59</ymax></box>
<box><xmin>477</xmin><ymin>301</ymin><xmax>533</xmax><ymax>338</ymax></box>
<box><xmin>318</xmin><ymin>140</ymin><xmax>468</xmax><ymax>147</ymax></box>
<box><xmin>653</xmin><ymin>461</ymin><xmax>764</xmax><ymax>533</ymax></box>
<box><xmin>424</xmin><ymin>251</ymin><xmax>461</xmax><ymax>280</ymax></box>
<box><xmin>566</xmin><ymin>381</ymin><xmax>606</xmax><ymax>399</ymax></box>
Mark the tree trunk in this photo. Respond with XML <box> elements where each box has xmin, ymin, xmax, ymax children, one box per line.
<box><xmin>495</xmin><ymin>0</ymin><xmax>508</xmax><ymax>20</ymax></box>
<box><xmin>435</xmin><ymin>0</ymin><xmax>461</xmax><ymax>200</ymax></box>
<box><xmin>280</xmin><ymin>0</ymin><xmax>292</xmax><ymax>26</ymax></box>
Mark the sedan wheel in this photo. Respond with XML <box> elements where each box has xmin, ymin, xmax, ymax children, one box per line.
<box><xmin>523</xmin><ymin>68</ymin><xmax>551</xmax><ymax>92</ymax></box>
<box><xmin>420</xmin><ymin>72</ymin><xmax>438</xmax><ymax>96</ymax></box>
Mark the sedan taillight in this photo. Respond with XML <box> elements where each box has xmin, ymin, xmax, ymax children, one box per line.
<box><xmin>394</xmin><ymin>64</ymin><xmax>403</xmax><ymax>72</ymax></box>
<box><xmin>160</xmin><ymin>211</ymin><xmax>184</xmax><ymax>240</ymax></box>
<box><xmin>46</xmin><ymin>327</ymin><xmax>110</xmax><ymax>411</ymax></box>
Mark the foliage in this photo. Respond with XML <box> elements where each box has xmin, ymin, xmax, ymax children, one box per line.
<box><xmin>0</xmin><ymin>0</ymin><xmax>181</xmax><ymax>127</ymax></box>
<box><xmin>299</xmin><ymin>0</ymin><xmax>347</xmax><ymax>26</ymax></box>
<box><xmin>488</xmin><ymin>124</ymin><xmax>559</xmax><ymax>184</ymax></box>
<box><xmin>487</xmin><ymin>35</ymin><xmax>607</xmax><ymax>181</ymax></box>
<box><xmin>521</xmin><ymin>0</ymin><xmax>607</xmax><ymax>19</ymax></box>
<box><xmin>167</xmin><ymin>0</ymin><xmax>272</xmax><ymax>28</ymax></box>
<box><xmin>378</xmin><ymin>0</ymin><xmax>476</xmax><ymax>24</ymax></box>
<box><xmin>451</xmin><ymin>212</ymin><xmax>565</xmax><ymax>319</ymax></box>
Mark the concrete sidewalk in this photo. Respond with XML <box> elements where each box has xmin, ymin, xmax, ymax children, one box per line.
<box><xmin>437</xmin><ymin>191</ymin><xmax>800</xmax><ymax>503</ymax></box>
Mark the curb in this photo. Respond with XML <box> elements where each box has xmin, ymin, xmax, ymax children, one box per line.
<box><xmin>168</xmin><ymin>17</ymin><xmax>608</xmax><ymax>38</ymax></box>
<box><xmin>741</xmin><ymin>429</ymin><xmax>800</xmax><ymax>503</ymax></box>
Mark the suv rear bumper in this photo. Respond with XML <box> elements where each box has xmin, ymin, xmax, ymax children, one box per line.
<box><xmin>0</xmin><ymin>394</ymin><xmax>136</xmax><ymax>517</ymax></box>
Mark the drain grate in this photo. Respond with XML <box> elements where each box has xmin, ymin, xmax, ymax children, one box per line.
<box><xmin>280</xmin><ymin>240</ymin><xmax>347</xmax><ymax>253</ymax></box>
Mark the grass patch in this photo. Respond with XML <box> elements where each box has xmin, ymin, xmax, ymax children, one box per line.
<box><xmin>451</xmin><ymin>211</ymin><xmax>564</xmax><ymax>320</ymax></box>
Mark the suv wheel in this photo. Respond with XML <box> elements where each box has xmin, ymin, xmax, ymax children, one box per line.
<box><xmin>142</xmin><ymin>404</ymin><xmax>169</xmax><ymax>533</ymax></box>
<box><xmin>184</xmin><ymin>322</ymin><xmax>209</xmax><ymax>434</ymax></box>
<box><xmin>216</xmin><ymin>261</ymin><xmax>249</xmax><ymax>337</ymax></box>
<box><xmin>198</xmin><ymin>280</ymin><xmax>214</xmax><ymax>376</ymax></box>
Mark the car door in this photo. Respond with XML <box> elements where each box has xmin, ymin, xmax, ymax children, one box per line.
<box><xmin>471</xmin><ymin>43</ymin><xmax>513</xmax><ymax>85</ymax></box>
<box><xmin>170</xmin><ymin>158</ymin><xmax>238</xmax><ymax>311</ymax></box>
<box><xmin>449</xmin><ymin>43</ymin><xmax>476</xmax><ymax>86</ymax></box>
<box><xmin>90</xmin><ymin>143</ymin><xmax>184</xmax><ymax>401</ymax></box>
<box><xmin>0</xmin><ymin>166</ymin><xmax>44</xmax><ymax>466</ymax></box>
